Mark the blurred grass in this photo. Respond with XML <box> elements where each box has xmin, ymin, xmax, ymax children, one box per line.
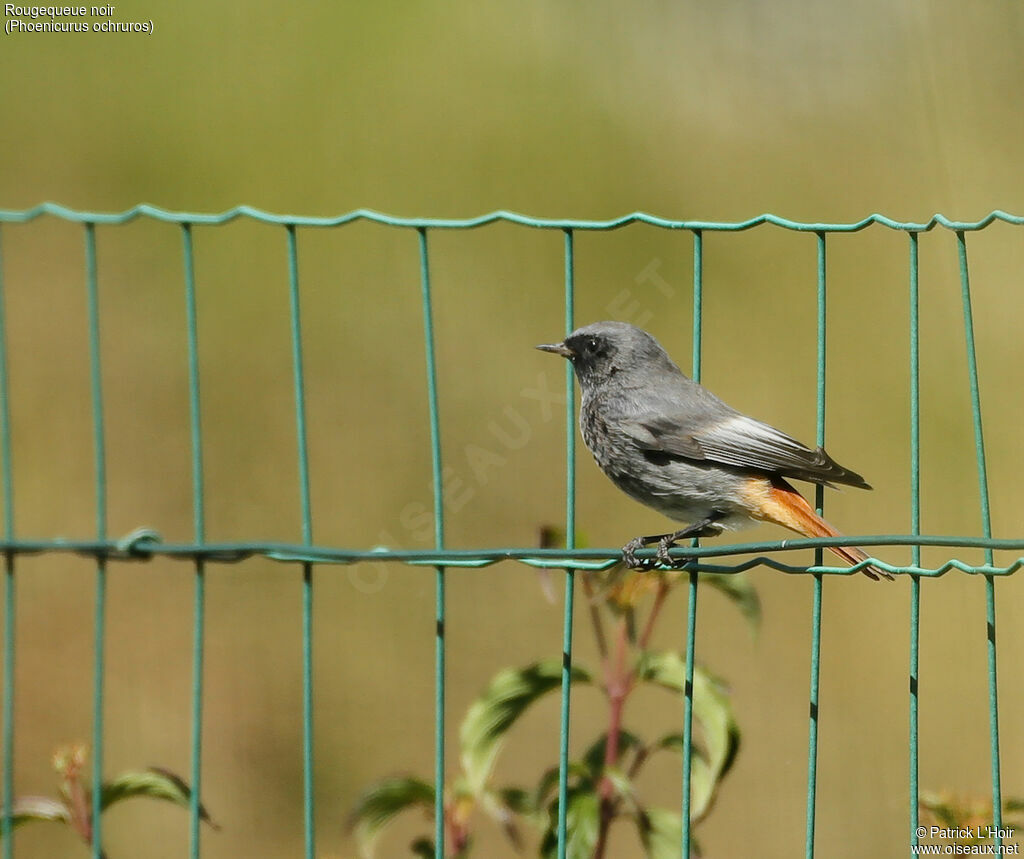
<box><xmin>1</xmin><ymin>1</ymin><xmax>1023</xmax><ymax>856</ymax></box>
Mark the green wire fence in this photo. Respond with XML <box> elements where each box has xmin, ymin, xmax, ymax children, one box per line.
<box><xmin>0</xmin><ymin>203</ymin><xmax>1022</xmax><ymax>858</ymax></box>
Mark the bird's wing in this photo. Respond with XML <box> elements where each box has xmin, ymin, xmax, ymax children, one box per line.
<box><xmin>624</xmin><ymin>411</ymin><xmax>872</xmax><ymax>489</ymax></box>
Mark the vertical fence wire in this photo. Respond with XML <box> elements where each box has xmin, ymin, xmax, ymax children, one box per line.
<box><xmin>804</xmin><ymin>232</ymin><xmax>827</xmax><ymax>859</ymax></box>
<box><xmin>285</xmin><ymin>226</ymin><xmax>316</xmax><ymax>859</ymax></box>
<box><xmin>680</xmin><ymin>229</ymin><xmax>703</xmax><ymax>856</ymax></box>
<box><xmin>907</xmin><ymin>232</ymin><xmax>921</xmax><ymax>855</ymax></box>
<box><xmin>182</xmin><ymin>224</ymin><xmax>206</xmax><ymax>859</ymax></box>
<box><xmin>415</xmin><ymin>229</ymin><xmax>447</xmax><ymax>857</ymax></box>
<box><xmin>0</xmin><ymin>227</ymin><xmax>14</xmax><ymax>859</ymax></box>
<box><xmin>555</xmin><ymin>229</ymin><xmax>576</xmax><ymax>859</ymax></box>
<box><xmin>955</xmin><ymin>233</ymin><xmax>1002</xmax><ymax>845</ymax></box>
<box><xmin>84</xmin><ymin>224</ymin><xmax>107</xmax><ymax>859</ymax></box>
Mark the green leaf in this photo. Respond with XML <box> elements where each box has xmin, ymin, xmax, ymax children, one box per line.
<box><xmin>0</xmin><ymin>796</ymin><xmax>70</xmax><ymax>834</ymax></box>
<box><xmin>698</xmin><ymin>572</ymin><xmax>761</xmax><ymax>632</ymax></box>
<box><xmin>580</xmin><ymin>730</ymin><xmax>643</xmax><ymax>779</ymax></box>
<box><xmin>637</xmin><ymin>807</ymin><xmax>684</xmax><ymax>859</ymax></box>
<box><xmin>538</xmin><ymin>525</ymin><xmax>590</xmax><ymax>549</ymax></box>
<box><xmin>533</xmin><ymin>761</ymin><xmax>595</xmax><ymax>814</ymax></box>
<box><xmin>409</xmin><ymin>837</ymin><xmax>434</xmax><ymax>857</ymax></box>
<box><xmin>534</xmin><ymin>766</ymin><xmax>560</xmax><ymax>810</ymax></box>
<box><xmin>495</xmin><ymin>786</ymin><xmax>533</xmax><ymax>816</ymax></box>
<box><xmin>348</xmin><ymin>776</ymin><xmax>435</xmax><ymax>858</ymax></box>
<box><xmin>652</xmin><ymin>733</ymin><xmax>723</xmax><ymax>826</ymax></box>
<box><xmin>540</xmin><ymin>790</ymin><xmax>600</xmax><ymax>859</ymax></box>
<box><xmin>624</xmin><ymin>605</ymin><xmax>638</xmax><ymax>641</ymax></box>
<box><xmin>460</xmin><ymin>659</ymin><xmax>591</xmax><ymax>794</ymax></box>
<box><xmin>636</xmin><ymin>652</ymin><xmax>740</xmax><ymax>822</ymax></box>
<box><xmin>100</xmin><ymin>767</ymin><xmax>219</xmax><ymax>830</ymax></box>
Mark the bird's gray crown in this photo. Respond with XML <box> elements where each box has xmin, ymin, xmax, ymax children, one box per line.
<box><xmin>560</xmin><ymin>321</ymin><xmax>683</xmax><ymax>389</ymax></box>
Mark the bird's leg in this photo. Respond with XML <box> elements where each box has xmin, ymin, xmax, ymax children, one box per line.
<box><xmin>622</xmin><ymin>533</ymin><xmax>669</xmax><ymax>570</ymax></box>
<box><xmin>655</xmin><ymin>516</ymin><xmax>725</xmax><ymax>568</ymax></box>
<box><xmin>622</xmin><ymin>514</ymin><xmax>724</xmax><ymax>570</ymax></box>
<box><xmin>660</xmin><ymin>517</ymin><xmax>725</xmax><ymax>567</ymax></box>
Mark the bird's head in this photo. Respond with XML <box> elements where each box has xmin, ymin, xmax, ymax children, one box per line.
<box><xmin>536</xmin><ymin>321</ymin><xmax>680</xmax><ymax>390</ymax></box>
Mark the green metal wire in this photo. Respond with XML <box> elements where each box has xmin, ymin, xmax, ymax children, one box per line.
<box><xmin>908</xmin><ymin>232</ymin><xmax>921</xmax><ymax>856</ymax></box>
<box><xmin>285</xmin><ymin>226</ymin><xmax>316</xmax><ymax>859</ymax></box>
<box><xmin>691</xmin><ymin>230</ymin><xmax>703</xmax><ymax>383</ymax></box>
<box><xmin>680</xmin><ymin>228</ymin><xmax>703</xmax><ymax>856</ymax></box>
<box><xmin>955</xmin><ymin>234</ymin><xmax>1002</xmax><ymax>847</ymax></box>
<box><xmin>956</xmin><ymin>234</ymin><xmax>996</xmax><ymax>562</ymax></box>
<box><xmin>805</xmin><ymin>233</ymin><xmax>828</xmax><ymax>859</ymax></box>
<box><xmin>84</xmin><ymin>224</ymin><xmax>107</xmax><ymax>859</ymax></box>
<box><xmin>0</xmin><ymin>226</ymin><xmax>15</xmax><ymax>859</ymax></box>
<box><xmin>0</xmin><ymin>535</ymin><xmax>1017</xmax><ymax>572</ymax></box>
<box><xmin>415</xmin><ymin>229</ymin><xmax>447</xmax><ymax>858</ymax></box>
<box><xmin>908</xmin><ymin>233</ymin><xmax>922</xmax><ymax>569</ymax></box>
<box><xmin>0</xmin><ymin>551</ymin><xmax>10</xmax><ymax>859</ymax></box>
<box><xmin>556</xmin><ymin>229</ymin><xmax>576</xmax><ymax>859</ymax></box>
<box><xmin>182</xmin><ymin>224</ymin><xmax>207</xmax><ymax>859</ymax></box>
<box><xmin>4</xmin><ymin>203</ymin><xmax>1024</xmax><ymax>233</ymax></box>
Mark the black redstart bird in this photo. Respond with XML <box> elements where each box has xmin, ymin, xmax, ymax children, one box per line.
<box><xmin>537</xmin><ymin>321</ymin><xmax>890</xmax><ymax>580</ymax></box>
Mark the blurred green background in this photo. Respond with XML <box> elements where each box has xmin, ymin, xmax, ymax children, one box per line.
<box><xmin>2</xmin><ymin>1</ymin><xmax>1023</xmax><ymax>856</ymax></box>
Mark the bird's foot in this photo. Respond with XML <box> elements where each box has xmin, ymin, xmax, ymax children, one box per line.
<box><xmin>622</xmin><ymin>536</ymin><xmax>658</xmax><ymax>571</ymax></box>
<box><xmin>656</xmin><ymin>536</ymin><xmax>688</xmax><ymax>569</ymax></box>
<box><xmin>623</xmin><ymin>517</ymin><xmax>725</xmax><ymax>570</ymax></box>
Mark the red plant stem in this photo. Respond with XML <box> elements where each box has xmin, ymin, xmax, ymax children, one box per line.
<box><xmin>638</xmin><ymin>577</ymin><xmax>671</xmax><ymax>653</ymax></box>
<box><xmin>603</xmin><ymin>621</ymin><xmax>629</xmax><ymax>790</ymax></box>
<box><xmin>581</xmin><ymin>574</ymin><xmax>609</xmax><ymax>662</ymax></box>
<box><xmin>595</xmin><ymin>577</ymin><xmax>675</xmax><ymax>856</ymax></box>
<box><xmin>60</xmin><ymin>759</ymin><xmax>91</xmax><ymax>843</ymax></box>
<box><xmin>445</xmin><ymin>802</ymin><xmax>469</xmax><ymax>857</ymax></box>
<box><xmin>595</xmin><ymin>616</ymin><xmax>631</xmax><ymax>858</ymax></box>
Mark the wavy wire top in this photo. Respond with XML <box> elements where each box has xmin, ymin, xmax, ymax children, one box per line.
<box><xmin>1</xmin><ymin>202</ymin><xmax>1024</xmax><ymax>232</ymax></box>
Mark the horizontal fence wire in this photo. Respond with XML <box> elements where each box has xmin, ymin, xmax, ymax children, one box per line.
<box><xmin>2</xmin><ymin>203</ymin><xmax>1024</xmax><ymax>232</ymax></box>
<box><xmin>0</xmin><ymin>535</ymin><xmax>1018</xmax><ymax>573</ymax></box>
<box><xmin>0</xmin><ymin>203</ymin><xmax>1020</xmax><ymax>859</ymax></box>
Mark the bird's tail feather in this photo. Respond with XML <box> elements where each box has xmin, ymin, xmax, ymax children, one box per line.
<box><xmin>753</xmin><ymin>478</ymin><xmax>892</xmax><ymax>581</ymax></box>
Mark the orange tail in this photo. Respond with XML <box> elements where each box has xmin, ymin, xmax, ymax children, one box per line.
<box><xmin>750</xmin><ymin>478</ymin><xmax>892</xmax><ymax>581</ymax></box>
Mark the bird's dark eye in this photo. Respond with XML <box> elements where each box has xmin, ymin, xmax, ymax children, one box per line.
<box><xmin>587</xmin><ymin>338</ymin><xmax>598</xmax><ymax>353</ymax></box>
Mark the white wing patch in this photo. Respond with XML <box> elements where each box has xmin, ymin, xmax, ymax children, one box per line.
<box><xmin>698</xmin><ymin>415</ymin><xmax>815</xmax><ymax>464</ymax></box>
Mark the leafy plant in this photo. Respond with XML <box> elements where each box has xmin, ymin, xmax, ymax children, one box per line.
<box><xmin>919</xmin><ymin>791</ymin><xmax>1024</xmax><ymax>846</ymax></box>
<box><xmin>1</xmin><ymin>743</ymin><xmax>218</xmax><ymax>857</ymax></box>
<box><xmin>350</xmin><ymin>542</ymin><xmax>758</xmax><ymax>858</ymax></box>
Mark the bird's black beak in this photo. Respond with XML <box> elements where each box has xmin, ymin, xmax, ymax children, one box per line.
<box><xmin>536</xmin><ymin>341</ymin><xmax>575</xmax><ymax>358</ymax></box>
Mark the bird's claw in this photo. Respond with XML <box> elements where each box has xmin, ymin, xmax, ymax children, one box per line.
<box><xmin>656</xmin><ymin>537</ymin><xmax>678</xmax><ymax>568</ymax></box>
<box><xmin>656</xmin><ymin>537</ymin><xmax>691</xmax><ymax>569</ymax></box>
<box><xmin>623</xmin><ymin>536</ymin><xmax>688</xmax><ymax>570</ymax></box>
<box><xmin>622</xmin><ymin>538</ymin><xmax>658</xmax><ymax>571</ymax></box>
